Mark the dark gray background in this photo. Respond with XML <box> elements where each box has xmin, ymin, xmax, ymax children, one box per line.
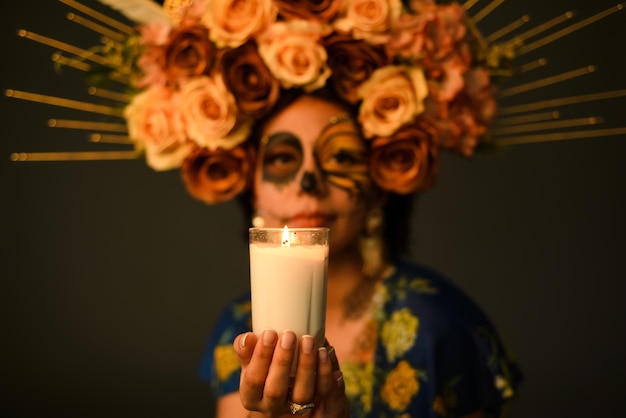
<box><xmin>2</xmin><ymin>1</ymin><xmax>625</xmax><ymax>417</ymax></box>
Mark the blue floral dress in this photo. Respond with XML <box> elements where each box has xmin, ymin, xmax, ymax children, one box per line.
<box><xmin>198</xmin><ymin>258</ymin><xmax>522</xmax><ymax>417</ymax></box>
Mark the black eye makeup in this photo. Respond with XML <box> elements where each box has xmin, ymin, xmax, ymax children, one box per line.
<box><xmin>261</xmin><ymin>132</ymin><xmax>303</xmax><ymax>185</ymax></box>
<box><xmin>315</xmin><ymin>129</ymin><xmax>371</xmax><ymax>197</ymax></box>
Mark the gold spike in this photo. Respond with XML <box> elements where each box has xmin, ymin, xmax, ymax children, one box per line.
<box><xmin>51</xmin><ymin>52</ymin><xmax>92</xmax><ymax>71</ymax></box>
<box><xmin>517</xmin><ymin>58</ymin><xmax>547</xmax><ymax>74</ymax></box>
<box><xmin>463</xmin><ymin>0</ymin><xmax>481</xmax><ymax>12</ymax></box>
<box><xmin>10</xmin><ymin>151</ymin><xmax>139</xmax><ymax>162</ymax></box>
<box><xmin>470</xmin><ymin>0</ymin><xmax>505</xmax><ymax>24</ymax></box>
<box><xmin>486</xmin><ymin>15</ymin><xmax>530</xmax><ymax>44</ymax></box>
<box><xmin>491</xmin><ymin>117</ymin><xmax>602</xmax><ymax>136</ymax></box>
<box><xmin>515</xmin><ymin>11</ymin><xmax>575</xmax><ymax>44</ymax></box>
<box><xmin>51</xmin><ymin>53</ymin><xmax>130</xmax><ymax>86</ymax></box>
<box><xmin>517</xmin><ymin>4</ymin><xmax>625</xmax><ymax>55</ymax></box>
<box><xmin>66</xmin><ymin>12</ymin><xmax>125</xmax><ymax>42</ymax></box>
<box><xmin>498</xmin><ymin>89</ymin><xmax>626</xmax><ymax>115</ymax></box>
<box><xmin>496</xmin><ymin>127</ymin><xmax>626</xmax><ymax>146</ymax></box>
<box><xmin>495</xmin><ymin>111</ymin><xmax>560</xmax><ymax>126</ymax></box>
<box><xmin>87</xmin><ymin>87</ymin><xmax>130</xmax><ymax>103</ymax></box>
<box><xmin>17</xmin><ymin>29</ymin><xmax>109</xmax><ymax>67</ymax></box>
<box><xmin>5</xmin><ymin>89</ymin><xmax>124</xmax><ymax>117</ymax></box>
<box><xmin>499</xmin><ymin>66</ymin><xmax>596</xmax><ymax>98</ymax></box>
<box><xmin>48</xmin><ymin>119</ymin><xmax>127</xmax><ymax>132</ymax></box>
<box><xmin>58</xmin><ymin>0</ymin><xmax>134</xmax><ymax>35</ymax></box>
<box><xmin>89</xmin><ymin>133</ymin><xmax>132</xmax><ymax>144</ymax></box>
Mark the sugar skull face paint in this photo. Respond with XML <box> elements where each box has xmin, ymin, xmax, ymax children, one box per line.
<box><xmin>253</xmin><ymin>95</ymin><xmax>375</xmax><ymax>253</ymax></box>
<box><xmin>261</xmin><ymin>131</ymin><xmax>303</xmax><ymax>186</ymax></box>
<box><xmin>260</xmin><ymin>115</ymin><xmax>370</xmax><ymax>196</ymax></box>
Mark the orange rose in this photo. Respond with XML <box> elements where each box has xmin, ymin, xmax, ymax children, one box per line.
<box><xmin>369</xmin><ymin>121</ymin><xmax>438</xmax><ymax>194</ymax></box>
<box><xmin>334</xmin><ymin>0</ymin><xmax>403</xmax><ymax>44</ymax></box>
<box><xmin>124</xmin><ymin>85</ymin><xmax>192</xmax><ymax>171</ymax></box>
<box><xmin>181</xmin><ymin>143</ymin><xmax>255</xmax><ymax>204</ymax></box>
<box><xmin>324</xmin><ymin>32</ymin><xmax>389</xmax><ymax>103</ymax></box>
<box><xmin>202</xmin><ymin>0</ymin><xmax>277</xmax><ymax>48</ymax></box>
<box><xmin>358</xmin><ymin>65</ymin><xmax>429</xmax><ymax>138</ymax></box>
<box><xmin>275</xmin><ymin>0</ymin><xmax>341</xmax><ymax>23</ymax></box>
<box><xmin>258</xmin><ymin>20</ymin><xmax>332</xmax><ymax>92</ymax></box>
<box><xmin>179</xmin><ymin>75</ymin><xmax>251</xmax><ymax>150</ymax></box>
<box><xmin>163</xmin><ymin>23</ymin><xmax>215</xmax><ymax>85</ymax></box>
<box><xmin>221</xmin><ymin>42</ymin><xmax>280</xmax><ymax>118</ymax></box>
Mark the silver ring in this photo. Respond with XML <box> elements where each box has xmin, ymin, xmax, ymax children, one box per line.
<box><xmin>288</xmin><ymin>399</ymin><xmax>315</xmax><ymax>415</ymax></box>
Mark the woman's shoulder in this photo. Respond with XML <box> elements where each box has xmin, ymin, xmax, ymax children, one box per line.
<box><xmin>382</xmin><ymin>258</ymin><xmax>495</xmax><ymax>331</ymax></box>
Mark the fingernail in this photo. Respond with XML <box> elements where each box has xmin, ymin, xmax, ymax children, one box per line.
<box><xmin>281</xmin><ymin>330</ymin><xmax>296</xmax><ymax>349</ymax></box>
<box><xmin>336</xmin><ymin>371</ymin><xmax>344</xmax><ymax>389</ymax></box>
<box><xmin>263</xmin><ymin>330</ymin><xmax>277</xmax><ymax>347</ymax></box>
<box><xmin>240</xmin><ymin>332</ymin><xmax>249</xmax><ymax>349</ymax></box>
<box><xmin>301</xmin><ymin>335</ymin><xmax>314</xmax><ymax>354</ymax></box>
<box><xmin>318</xmin><ymin>347</ymin><xmax>328</xmax><ymax>364</ymax></box>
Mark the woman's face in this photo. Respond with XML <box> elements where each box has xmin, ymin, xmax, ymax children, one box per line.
<box><xmin>253</xmin><ymin>95</ymin><xmax>376</xmax><ymax>253</ymax></box>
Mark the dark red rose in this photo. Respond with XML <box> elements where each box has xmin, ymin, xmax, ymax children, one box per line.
<box><xmin>369</xmin><ymin>121</ymin><xmax>439</xmax><ymax>194</ymax></box>
<box><xmin>163</xmin><ymin>23</ymin><xmax>215</xmax><ymax>84</ymax></box>
<box><xmin>221</xmin><ymin>41</ymin><xmax>280</xmax><ymax>118</ymax></box>
<box><xmin>324</xmin><ymin>32</ymin><xmax>389</xmax><ymax>103</ymax></box>
<box><xmin>181</xmin><ymin>143</ymin><xmax>255</xmax><ymax>204</ymax></box>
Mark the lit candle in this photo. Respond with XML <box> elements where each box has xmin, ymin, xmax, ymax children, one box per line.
<box><xmin>249</xmin><ymin>226</ymin><xmax>329</xmax><ymax>372</ymax></box>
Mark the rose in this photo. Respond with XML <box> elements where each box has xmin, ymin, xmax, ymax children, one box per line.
<box><xmin>274</xmin><ymin>0</ymin><xmax>341</xmax><ymax>23</ymax></box>
<box><xmin>181</xmin><ymin>143</ymin><xmax>255</xmax><ymax>204</ymax></box>
<box><xmin>135</xmin><ymin>22</ymin><xmax>172</xmax><ymax>88</ymax></box>
<box><xmin>258</xmin><ymin>20</ymin><xmax>332</xmax><ymax>91</ymax></box>
<box><xmin>178</xmin><ymin>75</ymin><xmax>251</xmax><ymax>150</ymax></box>
<box><xmin>369</xmin><ymin>121</ymin><xmax>438</xmax><ymax>194</ymax></box>
<box><xmin>163</xmin><ymin>0</ymin><xmax>205</xmax><ymax>24</ymax></box>
<box><xmin>420</xmin><ymin>2</ymin><xmax>471</xmax><ymax>67</ymax></box>
<box><xmin>162</xmin><ymin>23</ymin><xmax>215</xmax><ymax>85</ymax></box>
<box><xmin>427</xmin><ymin>68</ymin><xmax>494</xmax><ymax>156</ymax></box>
<box><xmin>357</xmin><ymin>65</ymin><xmax>429</xmax><ymax>138</ymax></box>
<box><xmin>202</xmin><ymin>0</ymin><xmax>277</xmax><ymax>48</ymax></box>
<box><xmin>124</xmin><ymin>85</ymin><xmax>192</xmax><ymax>171</ymax></box>
<box><xmin>221</xmin><ymin>41</ymin><xmax>280</xmax><ymax>118</ymax></box>
<box><xmin>333</xmin><ymin>0</ymin><xmax>403</xmax><ymax>45</ymax></box>
<box><xmin>324</xmin><ymin>32</ymin><xmax>389</xmax><ymax>103</ymax></box>
<box><xmin>385</xmin><ymin>6</ymin><xmax>435</xmax><ymax>61</ymax></box>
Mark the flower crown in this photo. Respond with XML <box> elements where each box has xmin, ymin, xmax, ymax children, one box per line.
<box><xmin>111</xmin><ymin>0</ymin><xmax>504</xmax><ymax>205</ymax></box>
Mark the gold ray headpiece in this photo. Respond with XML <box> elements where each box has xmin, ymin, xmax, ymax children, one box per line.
<box><xmin>5</xmin><ymin>0</ymin><xmax>626</xmax><ymax>204</ymax></box>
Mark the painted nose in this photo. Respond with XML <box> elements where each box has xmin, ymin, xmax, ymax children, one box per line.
<box><xmin>300</xmin><ymin>171</ymin><xmax>318</xmax><ymax>193</ymax></box>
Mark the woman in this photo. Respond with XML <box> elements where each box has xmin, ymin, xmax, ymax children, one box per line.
<box><xmin>198</xmin><ymin>89</ymin><xmax>522</xmax><ymax>417</ymax></box>
<box><xmin>9</xmin><ymin>0</ymin><xmax>523</xmax><ymax>415</ymax></box>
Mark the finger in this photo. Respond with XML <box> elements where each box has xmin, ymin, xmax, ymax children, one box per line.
<box><xmin>239</xmin><ymin>330</ymin><xmax>278</xmax><ymax>408</ymax></box>
<box><xmin>314</xmin><ymin>346</ymin><xmax>334</xmax><ymax>397</ymax></box>
<box><xmin>290</xmin><ymin>335</ymin><xmax>317</xmax><ymax>404</ymax></box>
<box><xmin>233</xmin><ymin>332</ymin><xmax>257</xmax><ymax>369</ymax></box>
<box><xmin>263</xmin><ymin>330</ymin><xmax>297</xmax><ymax>406</ymax></box>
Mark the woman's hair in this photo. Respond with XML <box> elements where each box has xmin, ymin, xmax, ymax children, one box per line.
<box><xmin>237</xmin><ymin>85</ymin><xmax>414</xmax><ymax>257</ymax></box>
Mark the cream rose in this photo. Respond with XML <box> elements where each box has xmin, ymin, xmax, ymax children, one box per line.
<box><xmin>124</xmin><ymin>85</ymin><xmax>192</xmax><ymax>171</ymax></box>
<box><xmin>257</xmin><ymin>20</ymin><xmax>332</xmax><ymax>91</ymax></box>
<box><xmin>334</xmin><ymin>0</ymin><xmax>402</xmax><ymax>44</ymax></box>
<box><xmin>202</xmin><ymin>0</ymin><xmax>277</xmax><ymax>48</ymax></box>
<box><xmin>357</xmin><ymin>65</ymin><xmax>429</xmax><ymax>138</ymax></box>
<box><xmin>178</xmin><ymin>75</ymin><xmax>251</xmax><ymax>150</ymax></box>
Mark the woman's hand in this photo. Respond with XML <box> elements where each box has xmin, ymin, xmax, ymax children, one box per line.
<box><xmin>233</xmin><ymin>330</ymin><xmax>348</xmax><ymax>418</ymax></box>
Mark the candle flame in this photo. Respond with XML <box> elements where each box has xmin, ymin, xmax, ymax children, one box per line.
<box><xmin>282</xmin><ymin>225</ymin><xmax>290</xmax><ymax>247</ymax></box>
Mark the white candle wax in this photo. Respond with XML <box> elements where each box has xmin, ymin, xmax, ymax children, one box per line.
<box><xmin>249</xmin><ymin>243</ymin><xmax>328</xmax><ymax>347</ymax></box>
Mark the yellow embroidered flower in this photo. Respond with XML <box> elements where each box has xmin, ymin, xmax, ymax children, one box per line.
<box><xmin>380</xmin><ymin>360</ymin><xmax>419</xmax><ymax>411</ymax></box>
<box><xmin>381</xmin><ymin>308</ymin><xmax>418</xmax><ymax>361</ymax></box>
<box><xmin>432</xmin><ymin>395</ymin><xmax>447</xmax><ymax>416</ymax></box>
<box><xmin>213</xmin><ymin>344</ymin><xmax>240</xmax><ymax>381</ymax></box>
<box><xmin>495</xmin><ymin>374</ymin><xmax>515</xmax><ymax>398</ymax></box>
<box><xmin>342</xmin><ymin>360</ymin><xmax>374</xmax><ymax>413</ymax></box>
